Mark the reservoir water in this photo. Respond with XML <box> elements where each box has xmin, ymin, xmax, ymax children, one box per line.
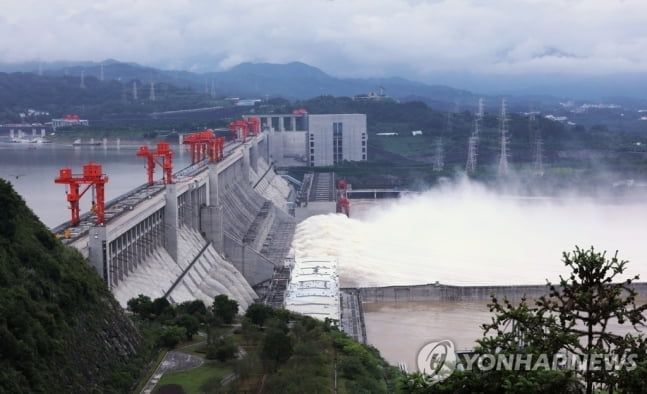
<box><xmin>0</xmin><ymin>141</ymin><xmax>192</xmax><ymax>228</ymax></box>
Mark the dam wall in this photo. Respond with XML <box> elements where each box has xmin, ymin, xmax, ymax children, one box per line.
<box><xmin>357</xmin><ymin>282</ymin><xmax>647</xmax><ymax>303</ymax></box>
<box><xmin>218</xmin><ymin>141</ymin><xmax>295</xmax><ymax>287</ymax></box>
<box><xmin>65</xmin><ymin>132</ymin><xmax>294</xmax><ymax>310</ymax></box>
<box><xmin>112</xmin><ymin>226</ymin><xmax>256</xmax><ymax>309</ymax></box>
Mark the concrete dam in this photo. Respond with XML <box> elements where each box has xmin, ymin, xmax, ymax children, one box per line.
<box><xmin>54</xmin><ymin>132</ymin><xmax>295</xmax><ymax>310</ymax></box>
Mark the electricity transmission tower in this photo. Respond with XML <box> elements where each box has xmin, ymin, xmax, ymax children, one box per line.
<box><xmin>132</xmin><ymin>81</ymin><xmax>138</xmax><ymax>100</ymax></box>
<box><xmin>530</xmin><ymin>112</ymin><xmax>544</xmax><ymax>176</ymax></box>
<box><xmin>434</xmin><ymin>112</ymin><xmax>451</xmax><ymax>172</ymax></box>
<box><xmin>497</xmin><ymin>99</ymin><xmax>511</xmax><ymax>176</ymax></box>
<box><xmin>466</xmin><ymin>98</ymin><xmax>484</xmax><ymax>173</ymax></box>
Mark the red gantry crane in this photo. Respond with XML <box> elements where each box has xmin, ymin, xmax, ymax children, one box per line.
<box><xmin>336</xmin><ymin>179</ymin><xmax>350</xmax><ymax>217</ymax></box>
<box><xmin>54</xmin><ymin>162</ymin><xmax>109</xmax><ymax>226</ymax></box>
<box><xmin>246</xmin><ymin>116</ymin><xmax>260</xmax><ymax>136</ymax></box>
<box><xmin>228</xmin><ymin>116</ymin><xmax>261</xmax><ymax>142</ymax></box>
<box><xmin>136</xmin><ymin>142</ymin><xmax>174</xmax><ymax>185</ymax></box>
<box><xmin>182</xmin><ymin>130</ymin><xmax>225</xmax><ymax>165</ymax></box>
<box><xmin>228</xmin><ymin>119</ymin><xmax>249</xmax><ymax>142</ymax></box>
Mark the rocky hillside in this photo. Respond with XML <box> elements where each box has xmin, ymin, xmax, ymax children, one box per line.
<box><xmin>0</xmin><ymin>178</ymin><xmax>140</xmax><ymax>393</ymax></box>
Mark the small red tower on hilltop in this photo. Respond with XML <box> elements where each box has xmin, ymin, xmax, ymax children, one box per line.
<box><xmin>54</xmin><ymin>162</ymin><xmax>109</xmax><ymax>226</ymax></box>
<box><xmin>136</xmin><ymin>142</ymin><xmax>174</xmax><ymax>185</ymax></box>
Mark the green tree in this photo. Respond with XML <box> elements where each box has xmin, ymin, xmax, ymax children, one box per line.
<box><xmin>212</xmin><ymin>294</ymin><xmax>238</xmax><ymax>325</ymax></box>
<box><xmin>176</xmin><ymin>299</ymin><xmax>208</xmax><ymax>323</ymax></box>
<box><xmin>400</xmin><ymin>247</ymin><xmax>646</xmax><ymax>393</ymax></box>
<box><xmin>127</xmin><ymin>294</ymin><xmax>153</xmax><ymax>319</ymax></box>
<box><xmin>151</xmin><ymin>297</ymin><xmax>172</xmax><ymax>316</ymax></box>
<box><xmin>206</xmin><ymin>336</ymin><xmax>238</xmax><ymax>362</ymax></box>
<box><xmin>260</xmin><ymin>328</ymin><xmax>293</xmax><ymax>372</ymax></box>
<box><xmin>175</xmin><ymin>314</ymin><xmax>200</xmax><ymax>340</ymax></box>
<box><xmin>156</xmin><ymin>326</ymin><xmax>186</xmax><ymax>349</ymax></box>
<box><xmin>241</xmin><ymin>317</ymin><xmax>262</xmax><ymax>345</ymax></box>
<box><xmin>245</xmin><ymin>303</ymin><xmax>274</xmax><ymax>326</ymax></box>
<box><xmin>536</xmin><ymin>247</ymin><xmax>647</xmax><ymax>393</ymax></box>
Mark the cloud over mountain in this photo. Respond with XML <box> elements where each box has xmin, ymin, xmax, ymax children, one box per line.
<box><xmin>3</xmin><ymin>0</ymin><xmax>647</xmax><ymax>80</ymax></box>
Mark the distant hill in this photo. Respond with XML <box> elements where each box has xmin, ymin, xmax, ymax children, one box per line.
<box><xmin>0</xmin><ymin>179</ymin><xmax>141</xmax><ymax>392</ymax></box>
<box><xmin>4</xmin><ymin>59</ymin><xmax>647</xmax><ymax>122</ymax></box>
<box><xmin>3</xmin><ymin>59</ymin><xmax>647</xmax><ymax>108</ymax></box>
<box><xmin>0</xmin><ymin>60</ymin><xmax>483</xmax><ymax>109</ymax></box>
<box><xmin>0</xmin><ymin>70</ymin><xmax>229</xmax><ymax>123</ymax></box>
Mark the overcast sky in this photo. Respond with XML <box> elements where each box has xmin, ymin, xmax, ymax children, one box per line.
<box><xmin>3</xmin><ymin>0</ymin><xmax>646</xmax><ymax>79</ymax></box>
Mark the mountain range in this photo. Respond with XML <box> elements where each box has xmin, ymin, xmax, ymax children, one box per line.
<box><xmin>1</xmin><ymin>59</ymin><xmax>646</xmax><ymax>111</ymax></box>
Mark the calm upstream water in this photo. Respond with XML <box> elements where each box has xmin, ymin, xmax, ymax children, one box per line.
<box><xmin>0</xmin><ymin>141</ymin><xmax>192</xmax><ymax>228</ymax></box>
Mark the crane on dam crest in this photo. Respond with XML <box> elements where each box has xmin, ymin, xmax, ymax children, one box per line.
<box><xmin>136</xmin><ymin>142</ymin><xmax>174</xmax><ymax>185</ymax></box>
<box><xmin>54</xmin><ymin>162</ymin><xmax>108</xmax><ymax>226</ymax></box>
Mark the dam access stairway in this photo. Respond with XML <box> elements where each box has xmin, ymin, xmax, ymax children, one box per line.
<box><xmin>293</xmin><ymin>172</ymin><xmax>338</xmax><ymax>221</ymax></box>
<box><xmin>309</xmin><ymin>172</ymin><xmax>335</xmax><ymax>202</ymax></box>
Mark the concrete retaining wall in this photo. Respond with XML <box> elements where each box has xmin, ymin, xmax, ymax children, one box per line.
<box><xmin>357</xmin><ymin>282</ymin><xmax>647</xmax><ymax>303</ymax></box>
<box><xmin>223</xmin><ymin>233</ymin><xmax>275</xmax><ymax>286</ymax></box>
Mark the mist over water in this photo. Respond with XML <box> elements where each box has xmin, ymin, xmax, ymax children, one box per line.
<box><xmin>291</xmin><ymin>179</ymin><xmax>647</xmax><ymax>287</ymax></box>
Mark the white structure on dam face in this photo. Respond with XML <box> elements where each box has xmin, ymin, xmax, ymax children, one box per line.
<box><xmin>284</xmin><ymin>258</ymin><xmax>340</xmax><ymax>322</ymax></box>
<box><xmin>59</xmin><ymin>132</ymin><xmax>295</xmax><ymax>311</ymax></box>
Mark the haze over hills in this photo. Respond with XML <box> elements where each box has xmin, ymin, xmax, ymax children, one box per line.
<box><xmin>2</xmin><ymin>59</ymin><xmax>647</xmax><ymax>111</ymax></box>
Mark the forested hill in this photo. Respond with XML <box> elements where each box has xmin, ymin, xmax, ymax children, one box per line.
<box><xmin>0</xmin><ymin>72</ymin><xmax>219</xmax><ymax>123</ymax></box>
<box><xmin>0</xmin><ymin>179</ymin><xmax>140</xmax><ymax>393</ymax></box>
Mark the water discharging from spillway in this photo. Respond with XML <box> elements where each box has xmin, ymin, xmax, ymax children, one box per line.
<box><xmin>291</xmin><ymin>179</ymin><xmax>647</xmax><ymax>287</ymax></box>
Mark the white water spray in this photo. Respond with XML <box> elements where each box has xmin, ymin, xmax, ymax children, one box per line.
<box><xmin>291</xmin><ymin>180</ymin><xmax>647</xmax><ymax>287</ymax></box>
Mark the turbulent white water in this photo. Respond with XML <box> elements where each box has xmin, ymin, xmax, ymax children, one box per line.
<box><xmin>291</xmin><ymin>180</ymin><xmax>647</xmax><ymax>287</ymax></box>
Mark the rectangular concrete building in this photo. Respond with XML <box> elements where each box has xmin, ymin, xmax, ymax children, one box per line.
<box><xmin>254</xmin><ymin>113</ymin><xmax>367</xmax><ymax>167</ymax></box>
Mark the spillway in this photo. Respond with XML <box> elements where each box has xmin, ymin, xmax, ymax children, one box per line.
<box><xmin>291</xmin><ymin>180</ymin><xmax>647</xmax><ymax>288</ymax></box>
<box><xmin>113</xmin><ymin>226</ymin><xmax>257</xmax><ymax>309</ymax></box>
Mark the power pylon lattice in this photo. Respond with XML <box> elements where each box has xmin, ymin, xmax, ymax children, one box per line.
<box><xmin>530</xmin><ymin>112</ymin><xmax>544</xmax><ymax>176</ymax></box>
<box><xmin>466</xmin><ymin>135</ymin><xmax>478</xmax><ymax>173</ymax></box>
<box><xmin>433</xmin><ymin>137</ymin><xmax>444</xmax><ymax>172</ymax></box>
<box><xmin>497</xmin><ymin>98</ymin><xmax>511</xmax><ymax>176</ymax></box>
<box><xmin>465</xmin><ymin>98</ymin><xmax>484</xmax><ymax>173</ymax></box>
